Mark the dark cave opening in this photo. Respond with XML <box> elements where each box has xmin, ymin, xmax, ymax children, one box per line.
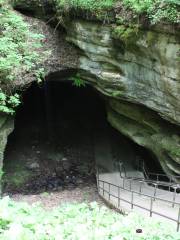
<box><xmin>2</xmin><ymin>79</ymin><xmax>164</xmax><ymax>194</ymax></box>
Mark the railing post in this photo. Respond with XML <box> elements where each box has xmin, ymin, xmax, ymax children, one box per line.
<box><xmin>123</xmin><ymin>178</ymin><xmax>125</xmax><ymax>189</ymax></box>
<box><xmin>172</xmin><ymin>186</ymin><xmax>177</xmax><ymax>208</ymax></box>
<box><xmin>150</xmin><ymin>197</ymin><xmax>153</xmax><ymax>217</ymax></box>
<box><xmin>153</xmin><ymin>183</ymin><xmax>158</xmax><ymax>201</ymax></box>
<box><xmin>118</xmin><ymin>186</ymin><xmax>120</xmax><ymax>208</ymax></box>
<box><xmin>130</xmin><ymin>179</ymin><xmax>132</xmax><ymax>191</ymax></box>
<box><xmin>177</xmin><ymin>206</ymin><xmax>180</xmax><ymax>232</ymax></box>
<box><xmin>131</xmin><ymin>192</ymin><xmax>134</xmax><ymax>209</ymax></box>
<box><xmin>139</xmin><ymin>181</ymin><xmax>143</xmax><ymax>195</ymax></box>
<box><xmin>103</xmin><ymin>182</ymin><xmax>105</xmax><ymax>196</ymax></box>
<box><xmin>157</xmin><ymin>174</ymin><xmax>159</xmax><ymax>182</ymax></box>
<box><xmin>96</xmin><ymin>168</ymin><xmax>99</xmax><ymax>192</ymax></box>
<box><xmin>108</xmin><ymin>183</ymin><xmax>110</xmax><ymax>201</ymax></box>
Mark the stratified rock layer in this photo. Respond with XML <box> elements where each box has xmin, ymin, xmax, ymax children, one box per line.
<box><xmin>65</xmin><ymin>20</ymin><xmax>180</xmax><ymax>178</ymax></box>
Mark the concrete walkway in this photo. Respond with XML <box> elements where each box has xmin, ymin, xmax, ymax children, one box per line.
<box><xmin>98</xmin><ymin>172</ymin><xmax>180</xmax><ymax>231</ymax></box>
<box><xmin>94</xmin><ymin>127</ymin><xmax>180</xmax><ymax>230</ymax></box>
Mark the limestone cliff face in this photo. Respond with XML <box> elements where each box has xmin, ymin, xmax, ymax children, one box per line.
<box><xmin>65</xmin><ymin>20</ymin><xmax>180</xmax><ymax>178</ymax></box>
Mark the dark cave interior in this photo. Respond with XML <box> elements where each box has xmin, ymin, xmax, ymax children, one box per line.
<box><xmin>2</xmin><ymin>80</ymin><xmax>164</xmax><ymax>194</ymax></box>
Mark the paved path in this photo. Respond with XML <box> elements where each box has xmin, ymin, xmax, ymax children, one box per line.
<box><xmin>98</xmin><ymin>172</ymin><xmax>180</xmax><ymax>231</ymax></box>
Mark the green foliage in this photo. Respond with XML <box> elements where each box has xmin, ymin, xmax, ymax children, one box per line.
<box><xmin>56</xmin><ymin>0</ymin><xmax>116</xmax><ymax>11</ymax></box>
<box><xmin>0</xmin><ymin>3</ymin><xmax>45</xmax><ymax>83</ymax></box>
<box><xmin>123</xmin><ymin>0</ymin><xmax>154</xmax><ymax>13</ymax></box>
<box><xmin>56</xmin><ymin>0</ymin><xmax>179</xmax><ymax>24</ymax></box>
<box><xmin>35</xmin><ymin>68</ymin><xmax>46</xmax><ymax>84</ymax></box>
<box><xmin>122</xmin><ymin>0</ymin><xmax>180</xmax><ymax>24</ymax></box>
<box><xmin>0</xmin><ymin>1</ymin><xmax>48</xmax><ymax>114</ymax></box>
<box><xmin>0</xmin><ymin>219</ymin><xmax>11</xmax><ymax>230</ymax></box>
<box><xmin>55</xmin><ymin>0</ymin><xmax>116</xmax><ymax>20</ymax></box>
<box><xmin>71</xmin><ymin>74</ymin><xmax>86</xmax><ymax>87</ymax></box>
<box><xmin>0</xmin><ymin>197</ymin><xmax>179</xmax><ymax>239</ymax></box>
<box><xmin>0</xmin><ymin>89</ymin><xmax>20</xmax><ymax>114</ymax></box>
<box><xmin>112</xmin><ymin>25</ymin><xmax>140</xmax><ymax>45</ymax></box>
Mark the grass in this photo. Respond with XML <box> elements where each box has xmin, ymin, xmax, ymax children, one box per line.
<box><xmin>0</xmin><ymin>197</ymin><xmax>179</xmax><ymax>239</ymax></box>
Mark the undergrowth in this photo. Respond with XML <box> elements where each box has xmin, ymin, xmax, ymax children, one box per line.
<box><xmin>0</xmin><ymin>197</ymin><xmax>179</xmax><ymax>240</ymax></box>
<box><xmin>0</xmin><ymin>0</ymin><xmax>48</xmax><ymax>114</ymax></box>
<box><xmin>55</xmin><ymin>0</ymin><xmax>116</xmax><ymax>21</ymax></box>
<box><xmin>56</xmin><ymin>0</ymin><xmax>115</xmax><ymax>11</ymax></box>
<box><xmin>55</xmin><ymin>0</ymin><xmax>180</xmax><ymax>24</ymax></box>
<box><xmin>122</xmin><ymin>0</ymin><xmax>180</xmax><ymax>24</ymax></box>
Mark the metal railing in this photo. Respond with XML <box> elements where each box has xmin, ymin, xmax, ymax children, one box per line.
<box><xmin>97</xmin><ymin>174</ymin><xmax>180</xmax><ymax>232</ymax></box>
<box><xmin>148</xmin><ymin>172</ymin><xmax>180</xmax><ymax>183</ymax></box>
<box><xmin>120</xmin><ymin>177</ymin><xmax>180</xmax><ymax>206</ymax></box>
<box><xmin>117</xmin><ymin>161</ymin><xmax>180</xmax><ymax>196</ymax></box>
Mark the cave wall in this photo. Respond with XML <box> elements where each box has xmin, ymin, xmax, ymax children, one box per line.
<box><xmin>0</xmin><ymin>115</ymin><xmax>14</xmax><ymax>169</ymax></box>
<box><xmin>64</xmin><ymin>20</ymin><xmax>180</xmax><ymax>178</ymax></box>
<box><xmin>66</xmin><ymin>20</ymin><xmax>180</xmax><ymax>125</ymax></box>
<box><xmin>0</xmin><ymin>114</ymin><xmax>14</xmax><ymax>193</ymax></box>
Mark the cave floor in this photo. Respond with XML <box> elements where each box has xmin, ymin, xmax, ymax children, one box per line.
<box><xmin>3</xmin><ymin>117</ymin><xmax>96</xmax><ymax>194</ymax></box>
<box><xmin>4</xmin><ymin>184</ymin><xmax>104</xmax><ymax>210</ymax></box>
<box><xmin>3</xmin><ymin>82</ymin><xmax>103</xmax><ymax>194</ymax></box>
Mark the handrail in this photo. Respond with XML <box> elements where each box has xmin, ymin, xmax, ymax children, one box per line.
<box><xmin>97</xmin><ymin>162</ymin><xmax>180</xmax><ymax>232</ymax></box>
<box><xmin>98</xmin><ymin>179</ymin><xmax>180</xmax><ymax>205</ymax></box>
<box><xmin>97</xmin><ymin>177</ymin><xmax>180</xmax><ymax>232</ymax></box>
<box><xmin>148</xmin><ymin>172</ymin><xmax>180</xmax><ymax>183</ymax></box>
<box><xmin>117</xmin><ymin>161</ymin><xmax>180</xmax><ymax>188</ymax></box>
<box><xmin>123</xmin><ymin>176</ymin><xmax>180</xmax><ymax>189</ymax></box>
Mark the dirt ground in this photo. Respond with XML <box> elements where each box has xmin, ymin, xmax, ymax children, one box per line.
<box><xmin>5</xmin><ymin>184</ymin><xmax>104</xmax><ymax>210</ymax></box>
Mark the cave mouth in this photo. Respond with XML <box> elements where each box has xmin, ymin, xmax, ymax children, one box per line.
<box><xmin>2</xmin><ymin>79</ymin><xmax>163</xmax><ymax>194</ymax></box>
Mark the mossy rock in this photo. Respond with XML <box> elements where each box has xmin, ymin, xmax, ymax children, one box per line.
<box><xmin>112</xmin><ymin>25</ymin><xmax>140</xmax><ymax>45</ymax></box>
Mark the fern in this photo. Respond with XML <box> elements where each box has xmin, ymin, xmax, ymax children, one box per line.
<box><xmin>71</xmin><ymin>74</ymin><xmax>86</xmax><ymax>87</ymax></box>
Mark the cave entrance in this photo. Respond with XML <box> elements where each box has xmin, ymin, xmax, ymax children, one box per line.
<box><xmin>2</xmin><ymin>79</ymin><xmax>163</xmax><ymax>194</ymax></box>
<box><xmin>3</xmin><ymin>80</ymin><xmax>108</xmax><ymax>194</ymax></box>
